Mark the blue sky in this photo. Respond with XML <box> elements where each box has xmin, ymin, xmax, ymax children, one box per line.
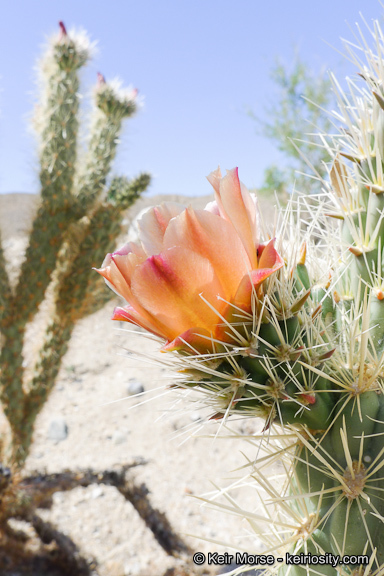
<box><xmin>0</xmin><ymin>0</ymin><xmax>382</xmax><ymax>197</ymax></box>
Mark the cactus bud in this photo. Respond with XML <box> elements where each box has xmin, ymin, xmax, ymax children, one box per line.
<box><xmin>58</xmin><ymin>20</ymin><xmax>67</xmax><ymax>37</ymax></box>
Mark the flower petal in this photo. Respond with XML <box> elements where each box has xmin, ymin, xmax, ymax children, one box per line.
<box><xmin>131</xmin><ymin>247</ymin><xmax>226</xmax><ymax>340</ymax></box>
<box><xmin>162</xmin><ymin>327</ymin><xmax>215</xmax><ymax>353</ymax></box>
<box><xmin>206</xmin><ymin>166</ymin><xmax>228</xmax><ymax>219</ymax></box>
<box><xmin>219</xmin><ymin>168</ymin><xmax>259</xmax><ymax>268</ymax></box>
<box><xmin>111</xmin><ymin>305</ymin><xmax>167</xmax><ymax>338</ymax></box>
<box><xmin>111</xmin><ymin>247</ymin><xmax>146</xmax><ymax>286</ymax></box>
<box><xmin>163</xmin><ymin>207</ymin><xmax>250</xmax><ymax>301</ymax></box>
<box><xmin>114</xmin><ymin>241</ymin><xmax>147</xmax><ymax>259</ymax></box>
<box><xmin>97</xmin><ymin>253</ymin><xmax>141</xmax><ymax>305</ymax></box>
<box><xmin>138</xmin><ymin>202</ymin><xmax>185</xmax><ymax>255</ymax></box>
<box><xmin>233</xmin><ymin>262</ymin><xmax>284</xmax><ymax>313</ymax></box>
<box><xmin>204</xmin><ymin>200</ymin><xmax>220</xmax><ymax>215</ymax></box>
<box><xmin>96</xmin><ymin>244</ymin><xmax>165</xmax><ymax>332</ymax></box>
<box><xmin>95</xmin><ymin>241</ymin><xmax>145</xmax><ymax>296</ymax></box>
<box><xmin>94</xmin><ymin>253</ymin><xmax>117</xmax><ymax>295</ymax></box>
<box><xmin>258</xmin><ymin>239</ymin><xmax>284</xmax><ymax>269</ymax></box>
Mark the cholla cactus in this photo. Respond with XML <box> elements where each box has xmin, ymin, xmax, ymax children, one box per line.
<box><xmin>0</xmin><ymin>22</ymin><xmax>150</xmax><ymax>468</ymax></box>
<box><xmin>98</xmin><ymin>15</ymin><xmax>384</xmax><ymax>576</ymax></box>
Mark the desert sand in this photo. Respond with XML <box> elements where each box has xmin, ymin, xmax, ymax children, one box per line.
<box><xmin>0</xmin><ymin>192</ymin><xmax>275</xmax><ymax>576</ymax></box>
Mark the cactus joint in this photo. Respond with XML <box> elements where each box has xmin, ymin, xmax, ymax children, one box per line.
<box><xmin>343</xmin><ymin>462</ymin><xmax>367</xmax><ymax>500</ymax></box>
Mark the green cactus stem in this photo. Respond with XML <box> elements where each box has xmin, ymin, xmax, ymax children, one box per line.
<box><xmin>0</xmin><ymin>22</ymin><xmax>150</xmax><ymax>468</ymax></box>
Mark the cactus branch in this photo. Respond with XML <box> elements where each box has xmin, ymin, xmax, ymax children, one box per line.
<box><xmin>76</xmin><ymin>78</ymin><xmax>138</xmax><ymax>212</ymax></box>
<box><xmin>0</xmin><ymin>22</ymin><xmax>150</xmax><ymax>469</ymax></box>
<box><xmin>0</xmin><ymin>236</ymin><xmax>11</xmax><ymax>320</ymax></box>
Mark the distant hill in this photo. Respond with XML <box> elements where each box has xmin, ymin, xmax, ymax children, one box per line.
<box><xmin>0</xmin><ymin>192</ymin><xmax>215</xmax><ymax>242</ymax></box>
<box><xmin>0</xmin><ymin>190</ymin><xmax>275</xmax><ymax>242</ymax></box>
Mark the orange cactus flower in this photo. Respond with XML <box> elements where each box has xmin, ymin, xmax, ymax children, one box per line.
<box><xmin>96</xmin><ymin>167</ymin><xmax>283</xmax><ymax>353</ymax></box>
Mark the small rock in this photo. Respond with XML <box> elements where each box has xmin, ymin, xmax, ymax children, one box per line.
<box><xmin>104</xmin><ymin>560</ymin><xmax>125</xmax><ymax>576</ymax></box>
<box><xmin>47</xmin><ymin>417</ymin><xmax>68</xmax><ymax>442</ymax></box>
<box><xmin>112</xmin><ymin>429</ymin><xmax>129</xmax><ymax>445</ymax></box>
<box><xmin>124</xmin><ymin>561</ymin><xmax>142</xmax><ymax>575</ymax></box>
<box><xmin>126</xmin><ymin>379</ymin><xmax>144</xmax><ymax>396</ymax></box>
<box><xmin>53</xmin><ymin>492</ymin><xmax>64</xmax><ymax>504</ymax></box>
<box><xmin>190</xmin><ymin>411</ymin><xmax>202</xmax><ymax>422</ymax></box>
<box><xmin>91</xmin><ymin>486</ymin><xmax>104</xmax><ymax>499</ymax></box>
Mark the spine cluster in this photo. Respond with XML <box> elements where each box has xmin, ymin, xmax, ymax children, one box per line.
<box><xmin>170</xmin><ymin>20</ymin><xmax>384</xmax><ymax>576</ymax></box>
<box><xmin>0</xmin><ymin>22</ymin><xmax>150</xmax><ymax>467</ymax></box>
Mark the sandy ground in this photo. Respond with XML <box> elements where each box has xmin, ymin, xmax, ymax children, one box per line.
<box><xmin>0</xmin><ymin>193</ymin><xmax>276</xmax><ymax>576</ymax></box>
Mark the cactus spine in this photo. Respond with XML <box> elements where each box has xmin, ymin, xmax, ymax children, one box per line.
<box><xmin>0</xmin><ymin>22</ymin><xmax>150</xmax><ymax>468</ymax></box>
<box><xmin>99</xmin><ymin>16</ymin><xmax>384</xmax><ymax>576</ymax></box>
<box><xmin>188</xmin><ymin>21</ymin><xmax>384</xmax><ymax>574</ymax></box>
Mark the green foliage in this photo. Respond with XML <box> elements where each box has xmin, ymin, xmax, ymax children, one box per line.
<box><xmin>251</xmin><ymin>53</ymin><xmax>335</xmax><ymax>195</ymax></box>
<box><xmin>258</xmin><ymin>164</ymin><xmax>287</xmax><ymax>199</ymax></box>
<box><xmin>0</xmin><ymin>23</ymin><xmax>150</xmax><ymax>468</ymax></box>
